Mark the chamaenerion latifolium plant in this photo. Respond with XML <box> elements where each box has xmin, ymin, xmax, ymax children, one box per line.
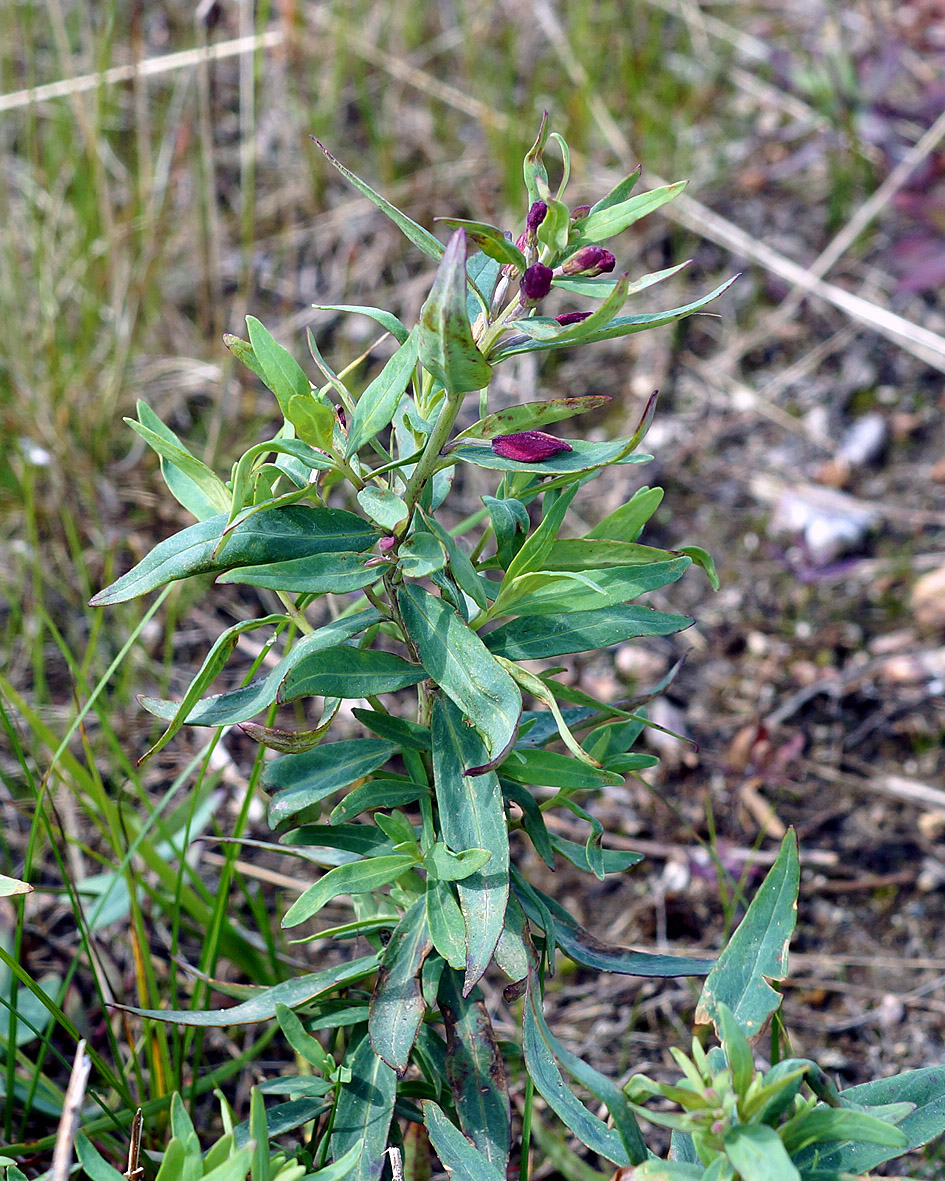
<box><xmin>81</xmin><ymin>115</ymin><xmax>945</xmax><ymax>1181</ymax></box>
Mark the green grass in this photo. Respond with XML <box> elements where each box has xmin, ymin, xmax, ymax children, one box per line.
<box><xmin>0</xmin><ymin>1</ymin><xmax>889</xmax><ymax>1173</ymax></box>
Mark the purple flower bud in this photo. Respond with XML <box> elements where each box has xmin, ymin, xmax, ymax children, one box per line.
<box><xmin>491</xmin><ymin>431</ymin><xmax>573</xmax><ymax>463</ymax></box>
<box><xmin>570</xmin><ymin>204</ymin><xmax>591</xmax><ymax>220</ymax></box>
<box><xmin>555</xmin><ymin>311</ymin><xmax>592</xmax><ymax>326</ymax></box>
<box><xmin>560</xmin><ymin>245</ymin><xmax>616</xmax><ymax>277</ymax></box>
<box><xmin>526</xmin><ymin>200</ymin><xmax>548</xmax><ymax>232</ymax></box>
<box><xmin>520</xmin><ymin>263</ymin><xmax>554</xmax><ymax>302</ymax></box>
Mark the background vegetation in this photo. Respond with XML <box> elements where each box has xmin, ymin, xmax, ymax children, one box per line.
<box><xmin>2</xmin><ymin>0</ymin><xmax>944</xmax><ymax>1175</ymax></box>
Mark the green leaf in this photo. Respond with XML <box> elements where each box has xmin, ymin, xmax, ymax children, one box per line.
<box><xmin>793</xmin><ymin>1067</ymin><xmax>945</xmax><ymax>1174</ymax></box>
<box><xmin>455</xmin><ymin>395</ymin><xmax>612</xmax><ymax>442</ymax></box>
<box><xmin>265</xmin><ymin>738</ymin><xmax>397</xmax><ymax>827</ymax></box>
<box><xmin>491</xmin><ymin>277</ymin><xmax>738</xmax><ymax>359</ymax></box>
<box><xmin>425</xmin><ymin>880</ymin><xmax>467</xmax><ymax>970</ymax></box>
<box><xmin>330</xmin><ymin>1032</ymin><xmax>397</xmax><ymax>1181</ymax></box>
<box><xmin>679</xmin><ymin>544</ymin><xmax>720</xmax><ymax>590</ymax></box>
<box><xmin>139</xmin><ymin>609</ymin><xmax>382</xmax><ymax>726</ymax></box>
<box><xmin>246</xmin><ymin>316</ymin><xmax>311</xmax><ymax>417</ymax></box>
<box><xmin>312</xmin><ymin>303</ymin><xmax>410</xmax><ymax>345</ymax></box>
<box><xmin>352</xmin><ymin>708</ymin><xmax>431</xmax><ymax>752</ymax></box>
<box><xmin>369</xmin><ymin>898</ymin><xmax>432</xmax><ymax>1070</ymax></box>
<box><xmin>522</xmin><ymin>973</ymin><xmax>633</xmax><ymax>1166</ymax></box>
<box><xmin>329</xmin><ymin>778</ymin><xmax>429</xmax><ymax>825</ymax></box>
<box><xmin>398</xmin><ymin>530</ymin><xmax>447</xmax><ymax>577</ymax></box>
<box><xmin>494</xmin><ymin>557</ymin><xmax>691</xmax><ymax>618</ymax></box>
<box><xmin>723</xmin><ymin>1124</ymin><xmax>799</xmax><ymax>1181</ymax></box>
<box><xmin>569</xmin><ymin>181</ymin><xmax>687</xmax><ymax>250</ymax></box>
<box><xmin>434</xmin><ymin>218</ymin><xmax>525</xmax><ymax>270</ymax></box>
<box><xmin>503</xmin><ymin>484</ymin><xmax>578</xmax><ymax>584</ymax></box>
<box><xmin>500</xmin><ymin>749</ymin><xmax>622</xmax><ymax>790</ymax></box>
<box><xmin>313</xmin><ymin>137</ymin><xmax>444</xmax><ymax>262</ymax></box>
<box><xmin>551</xmin><ymin>836</ymin><xmax>643</xmax><ymax>876</ymax></box>
<box><xmin>417</xmin><ymin>230</ymin><xmax>493</xmax><ymax>395</ymax></box>
<box><xmin>518</xmin><ymin>885</ymin><xmax>713</xmax><ymax>977</ymax></box>
<box><xmin>357</xmin><ymin>486</ymin><xmax>408</xmax><ymax>531</ymax></box>
<box><xmin>695</xmin><ymin>829</ymin><xmax>799</xmax><ymax>1037</ymax></box>
<box><xmin>536</xmin><ymin>195</ymin><xmax>571</xmax><ymax>253</ymax></box>
<box><xmin>283</xmin><ymin>824</ymin><xmax>393</xmax><ymax>858</ymax></box>
<box><xmin>501</xmin><ymin>780</ymin><xmax>554</xmax><ymax>868</ymax></box>
<box><xmin>0</xmin><ymin>873</ymin><xmax>30</xmax><ymax>897</ymax></box>
<box><xmin>275</xmin><ymin>1003</ymin><xmax>335</xmax><ymax>1074</ymax></box>
<box><xmin>240</xmin><ymin>705</ymin><xmax>341</xmax><ymax>754</ymax></box>
<box><xmin>286</xmin><ymin>395</ymin><xmax>336</xmax><ymax>449</ymax></box>
<box><xmin>218</xmin><ymin>552</ymin><xmax>383</xmax><ymax>595</ymax></box>
<box><xmin>780</xmin><ymin>1107</ymin><xmax>908</xmax><ymax>1156</ymax></box>
<box><xmin>485</xmin><ymin>603</ymin><xmax>691</xmax><ymax>660</ymax></box>
<box><xmin>276</xmin><ymin>646</ymin><xmax>426</xmax><ymax>704</ymax></box>
<box><xmin>424</xmin><ymin>843</ymin><xmax>492</xmax><ymax>882</ymax></box>
<box><xmin>439</xmin><ymin>971</ymin><xmax>511</xmax><ymax>1174</ymax></box>
<box><xmin>543</xmin><ymin>538</ymin><xmax>679</xmax><ymax>570</ymax></box>
<box><xmin>74</xmin><ymin>1133</ymin><xmax>128</xmax><ymax>1181</ymax></box>
<box><xmin>432</xmin><ymin>698</ymin><xmax>509</xmax><ymax>993</ymax></box>
<box><xmin>112</xmin><ymin>956</ymin><xmax>379</xmax><ymax>1025</ymax></box>
<box><xmin>587</xmin><ymin>486</ymin><xmax>663</xmax><ymax>542</ymax></box>
<box><xmin>224</xmin><ymin>332</ymin><xmax>268</xmax><ymax>383</ymax></box>
<box><xmin>421</xmin><ymin>1101</ymin><xmax>506</xmax><ymax>1181</ymax></box>
<box><xmin>282</xmin><ymin>855</ymin><xmax>417</xmax><ymax>928</ymax></box>
<box><xmin>586</xmin><ymin>166</ymin><xmax>643</xmax><ymax>217</ymax></box>
<box><xmin>399</xmin><ymin>584</ymin><xmax>521</xmax><ymax>764</ymax></box>
<box><xmin>345</xmin><ymin>331</ymin><xmax>419</xmax><ymax>457</ymax></box>
<box><xmin>90</xmin><ymin>506</ymin><xmax>376</xmax><ymax>605</ymax></box>
<box><xmin>418</xmin><ymin>511</ymin><xmax>488</xmax><ymax>611</ymax></box>
<box><xmin>451</xmin><ymin>437</ymin><xmax>651</xmax><ymax>474</ymax></box>
<box><xmin>129</xmin><ymin>401</ymin><xmax>231</xmax><ymax>517</ymax></box>
<box><xmin>552</xmin><ymin>260</ymin><xmax>689</xmax><ymax>300</ymax></box>
<box><xmin>523</xmin><ymin>111</ymin><xmax>550</xmax><ymax>206</ymax></box>
<box><xmin>718</xmin><ymin>1002</ymin><xmax>754</xmax><ymax>1097</ymax></box>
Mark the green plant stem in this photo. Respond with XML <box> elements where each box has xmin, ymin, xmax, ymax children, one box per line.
<box><xmin>519</xmin><ymin>1073</ymin><xmax>535</xmax><ymax>1181</ymax></box>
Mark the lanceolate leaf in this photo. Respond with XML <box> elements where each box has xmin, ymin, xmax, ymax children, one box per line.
<box><xmin>586</xmin><ymin>486</ymin><xmax>664</xmax><ymax>542</ymax></box>
<box><xmin>277</xmin><ymin>647</ymin><xmax>426</xmax><ymax>703</ymax></box>
<box><xmin>312</xmin><ymin>303</ymin><xmax>410</xmax><ymax>345</ymax></box>
<box><xmin>399</xmin><ymin>584</ymin><xmax>521</xmax><ymax>764</ymax></box>
<box><xmin>246</xmin><ymin>316</ymin><xmax>312</xmax><ymax>418</ymax></box>
<box><xmin>500</xmin><ymin>749</ymin><xmax>622</xmax><ymax>790</ymax></box>
<box><xmin>265</xmin><ymin>738</ymin><xmax>398</xmax><ymax>827</ymax></box>
<box><xmin>485</xmin><ymin>604</ymin><xmax>692</xmax><ymax>660</ymax></box>
<box><xmin>454</xmin><ymin>395</ymin><xmax>612</xmax><ymax>442</ymax></box>
<box><xmin>369</xmin><ymin>899</ymin><xmax>432</xmax><ymax>1070</ymax></box>
<box><xmin>111</xmin><ymin>956</ymin><xmax>379</xmax><ymax>1025</ymax></box>
<box><xmin>128</xmin><ymin>401</ymin><xmax>231</xmax><ymax>517</ymax></box>
<box><xmin>432</xmin><ymin>698</ymin><xmax>509</xmax><ymax>994</ymax></box>
<box><xmin>346</xmin><ymin>331</ymin><xmax>419</xmax><ymax>457</ymax></box>
<box><xmin>138</xmin><ymin>609</ymin><xmax>382</xmax><ymax>726</ymax></box>
<box><xmin>282</xmin><ymin>855</ymin><xmax>418</xmax><ymax>928</ymax></box>
<box><xmin>491</xmin><ymin>277</ymin><xmax>738</xmax><ymax>359</ymax></box>
<box><xmin>426</xmin><ymin>880</ymin><xmax>467</xmax><ymax>970</ymax></box>
<box><xmin>421</xmin><ymin>1101</ymin><xmax>506</xmax><ymax>1181</ymax></box>
<box><xmin>329</xmin><ymin>778</ymin><xmax>429</xmax><ymax>825</ymax></box>
<box><xmin>330</xmin><ymin>1032</ymin><xmax>398</xmax><ymax>1181</ymax></box>
<box><xmin>313</xmin><ymin>137</ymin><xmax>445</xmax><ymax>262</ymax></box>
<box><xmin>434</xmin><ymin>217</ymin><xmax>526</xmax><ymax>270</ymax></box>
<box><xmin>417</xmin><ymin>230</ymin><xmax>493</xmax><ymax>395</ymax></box>
<box><xmin>90</xmin><ymin>507</ymin><xmax>377</xmax><ymax>606</ymax></box>
<box><xmin>519</xmin><ymin>885</ymin><xmax>714</xmax><ymax>977</ymax></box>
<box><xmin>450</xmin><ymin>438</ymin><xmax>651</xmax><ymax>474</ymax></box>
<box><xmin>439</xmin><ymin>971</ymin><xmax>511</xmax><ymax>1174</ymax></box>
<box><xmin>568</xmin><ymin>181</ymin><xmax>687</xmax><ymax>250</ymax></box>
<box><xmin>794</xmin><ymin>1068</ymin><xmax>945</xmax><ymax>1174</ymax></box>
<box><xmin>695</xmin><ymin>829</ymin><xmax>799</xmax><ymax>1036</ymax></box>
<box><xmin>542</xmin><ymin>538</ymin><xmax>679</xmax><ymax>570</ymax></box>
<box><xmin>493</xmin><ymin>557</ymin><xmax>691</xmax><ymax>618</ymax></box>
<box><xmin>218</xmin><ymin>552</ymin><xmax>383</xmax><ymax>595</ymax></box>
<box><xmin>522</xmin><ymin>971</ymin><xmax>632</xmax><ymax>1166</ymax></box>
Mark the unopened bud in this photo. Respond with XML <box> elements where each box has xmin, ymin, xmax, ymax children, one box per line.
<box><xmin>560</xmin><ymin>245</ymin><xmax>616</xmax><ymax>277</ymax></box>
<box><xmin>520</xmin><ymin>263</ymin><xmax>554</xmax><ymax>302</ymax></box>
<box><xmin>555</xmin><ymin>311</ymin><xmax>592</xmax><ymax>326</ymax></box>
<box><xmin>526</xmin><ymin>200</ymin><xmax>548</xmax><ymax>232</ymax></box>
<box><xmin>570</xmin><ymin>204</ymin><xmax>591</xmax><ymax>220</ymax></box>
<box><xmin>492</xmin><ymin>431</ymin><xmax>572</xmax><ymax>463</ymax></box>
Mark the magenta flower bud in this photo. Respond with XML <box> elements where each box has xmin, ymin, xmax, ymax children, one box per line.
<box><xmin>520</xmin><ymin>263</ymin><xmax>553</xmax><ymax>302</ymax></box>
<box><xmin>555</xmin><ymin>311</ymin><xmax>592</xmax><ymax>326</ymax></box>
<box><xmin>491</xmin><ymin>431</ymin><xmax>573</xmax><ymax>463</ymax></box>
<box><xmin>561</xmin><ymin>245</ymin><xmax>616</xmax><ymax>277</ymax></box>
<box><xmin>526</xmin><ymin>200</ymin><xmax>548</xmax><ymax>232</ymax></box>
<box><xmin>378</xmin><ymin>535</ymin><xmax>396</xmax><ymax>553</ymax></box>
<box><xmin>570</xmin><ymin>204</ymin><xmax>591</xmax><ymax>220</ymax></box>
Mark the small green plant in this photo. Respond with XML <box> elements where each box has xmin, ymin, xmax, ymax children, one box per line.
<box><xmin>60</xmin><ymin>115</ymin><xmax>945</xmax><ymax>1180</ymax></box>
